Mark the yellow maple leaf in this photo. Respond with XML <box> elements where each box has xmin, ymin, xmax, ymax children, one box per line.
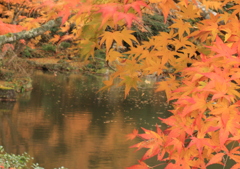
<box><xmin>49</xmin><ymin>35</ymin><xmax>60</xmax><ymax>44</ymax></box>
<box><xmin>119</xmin><ymin>75</ymin><xmax>141</xmax><ymax>98</ymax></box>
<box><xmin>99</xmin><ymin>28</ymin><xmax>138</xmax><ymax>53</ymax></box>
<box><xmin>176</xmin><ymin>3</ymin><xmax>201</xmax><ymax>20</ymax></box>
<box><xmin>170</xmin><ymin>19</ymin><xmax>192</xmax><ymax>37</ymax></box>
<box><xmin>156</xmin><ymin>75</ymin><xmax>179</xmax><ymax>101</ymax></box>
<box><xmin>106</xmin><ymin>48</ymin><xmax>122</xmax><ymax>62</ymax></box>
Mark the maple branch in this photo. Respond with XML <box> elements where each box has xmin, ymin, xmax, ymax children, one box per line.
<box><xmin>0</xmin><ymin>17</ymin><xmax>62</xmax><ymax>46</ymax></box>
<box><xmin>12</xmin><ymin>1</ymin><xmax>28</xmax><ymax>24</ymax></box>
<box><xmin>106</xmin><ymin>60</ymin><xmax>117</xmax><ymax>72</ymax></box>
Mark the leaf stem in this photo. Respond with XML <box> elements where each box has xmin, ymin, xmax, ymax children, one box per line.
<box><xmin>149</xmin><ymin>162</ymin><xmax>165</xmax><ymax>168</ymax></box>
<box><xmin>223</xmin><ymin>141</ymin><xmax>237</xmax><ymax>169</ymax></box>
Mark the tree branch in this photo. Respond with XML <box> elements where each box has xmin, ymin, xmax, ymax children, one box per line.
<box><xmin>0</xmin><ymin>17</ymin><xmax>62</xmax><ymax>46</ymax></box>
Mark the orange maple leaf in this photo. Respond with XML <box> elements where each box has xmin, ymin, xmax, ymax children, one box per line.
<box><xmin>97</xmin><ymin>2</ymin><xmax>144</xmax><ymax>28</ymax></box>
<box><xmin>188</xmin><ymin>14</ymin><xmax>220</xmax><ymax>42</ymax></box>
<box><xmin>127</xmin><ymin>161</ymin><xmax>149</xmax><ymax>169</ymax></box>
<box><xmin>206</xmin><ymin>36</ymin><xmax>237</xmax><ymax>58</ymax></box>
<box><xmin>206</xmin><ymin>153</ymin><xmax>224</xmax><ymax>167</ymax></box>
<box><xmin>124</xmin><ymin>1</ymin><xmax>148</xmax><ymax>16</ymax></box>
<box><xmin>0</xmin><ymin>20</ymin><xmax>25</xmax><ymax>35</ymax></box>
<box><xmin>156</xmin><ymin>75</ymin><xmax>179</xmax><ymax>101</ymax></box>
<box><xmin>126</xmin><ymin>129</ymin><xmax>138</xmax><ymax>140</ymax></box>
<box><xmin>156</xmin><ymin>0</ymin><xmax>176</xmax><ymax>22</ymax></box>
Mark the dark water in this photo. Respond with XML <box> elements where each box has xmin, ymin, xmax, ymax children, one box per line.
<box><xmin>0</xmin><ymin>71</ymin><xmax>172</xmax><ymax>169</ymax></box>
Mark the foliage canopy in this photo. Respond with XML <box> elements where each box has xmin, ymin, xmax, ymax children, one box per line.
<box><xmin>1</xmin><ymin>0</ymin><xmax>240</xmax><ymax>168</ymax></box>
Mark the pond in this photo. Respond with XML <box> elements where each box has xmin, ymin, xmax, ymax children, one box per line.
<box><xmin>0</xmin><ymin>71</ymin><xmax>173</xmax><ymax>169</ymax></box>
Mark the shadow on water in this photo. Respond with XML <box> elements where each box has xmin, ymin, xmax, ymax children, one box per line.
<box><xmin>0</xmin><ymin>71</ymin><xmax>176</xmax><ymax>169</ymax></box>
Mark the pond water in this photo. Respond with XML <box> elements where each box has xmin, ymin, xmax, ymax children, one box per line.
<box><xmin>0</xmin><ymin>71</ymin><xmax>172</xmax><ymax>169</ymax></box>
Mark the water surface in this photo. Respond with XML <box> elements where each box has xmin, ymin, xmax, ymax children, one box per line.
<box><xmin>0</xmin><ymin>71</ymin><xmax>172</xmax><ymax>169</ymax></box>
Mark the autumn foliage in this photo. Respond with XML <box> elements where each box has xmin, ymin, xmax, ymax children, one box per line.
<box><xmin>1</xmin><ymin>0</ymin><xmax>240</xmax><ymax>168</ymax></box>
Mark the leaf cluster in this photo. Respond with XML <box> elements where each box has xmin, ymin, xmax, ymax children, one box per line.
<box><xmin>123</xmin><ymin>0</ymin><xmax>240</xmax><ymax>169</ymax></box>
<box><xmin>2</xmin><ymin>0</ymin><xmax>240</xmax><ymax>168</ymax></box>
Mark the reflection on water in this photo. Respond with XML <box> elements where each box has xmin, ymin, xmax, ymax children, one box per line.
<box><xmin>0</xmin><ymin>71</ymin><xmax>172</xmax><ymax>169</ymax></box>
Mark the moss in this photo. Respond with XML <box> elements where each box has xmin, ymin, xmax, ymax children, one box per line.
<box><xmin>0</xmin><ymin>87</ymin><xmax>16</xmax><ymax>101</ymax></box>
<box><xmin>21</xmin><ymin>46</ymin><xmax>43</xmax><ymax>58</ymax></box>
<box><xmin>0</xmin><ymin>70</ymin><xmax>14</xmax><ymax>82</ymax></box>
<box><xmin>59</xmin><ymin>42</ymin><xmax>71</xmax><ymax>49</ymax></box>
<box><xmin>11</xmin><ymin>77</ymin><xmax>33</xmax><ymax>93</ymax></box>
<box><xmin>94</xmin><ymin>49</ymin><xmax>106</xmax><ymax>59</ymax></box>
<box><xmin>132</xmin><ymin>13</ymin><xmax>170</xmax><ymax>42</ymax></box>
<box><xmin>41</xmin><ymin>44</ymin><xmax>56</xmax><ymax>52</ymax></box>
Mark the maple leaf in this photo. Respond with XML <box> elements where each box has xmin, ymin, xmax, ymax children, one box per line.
<box><xmin>220</xmin><ymin>115</ymin><xmax>240</xmax><ymax>144</ymax></box>
<box><xmin>156</xmin><ymin>0</ymin><xmax>176</xmax><ymax>22</ymax></box>
<box><xmin>229</xmin><ymin>4</ymin><xmax>240</xmax><ymax>17</ymax></box>
<box><xmin>165</xmin><ymin>159</ymin><xmax>192</xmax><ymax>169</ymax></box>
<box><xmin>206</xmin><ymin>36</ymin><xmax>237</xmax><ymax>58</ymax></box>
<box><xmin>154</xmin><ymin>29</ymin><xmax>177</xmax><ymax>47</ymax></box>
<box><xmin>2</xmin><ymin>43</ymin><xmax>14</xmax><ymax>52</ymax></box>
<box><xmin>19</xmin><ymin>39</ymin><xmax>26</xmax><ymax>45</ymax></box>
<box><xmin>231</xmin><ymin>163</ymin><xmax>240</xmax><ymax>169</ymax></box>
<box><xmin>206</xmin><ymin>153</ymin><xmax>224</xmax><ymax>167</ymax></box>
<box><xmin>49</xmin><ymin>35</ymin><xmax>60</xmax><ymax>44</ymax></box>
<box><xmin>144</xmin><ymin>57</ymin><xmax>164</xmax><ymax>75</ymax></box>
<box><xmin>97</xmin><ymin>3</ymin><xmax>119</xmax><ymax>28</ymax></box>
<box><xmin>58</xmin><ymin>34</ymin><xmax>74</xmax><ymax>44</ymax></box>
<box><xmin>106</xmin><ymin>49</ymin><xmax>123</xmax><ymax>62</ymax></box>
<box><xmin>58</xmin><ymin>6</ymin><xmax>71</xmax><ymax>25</ymax></box>
<box><xmin>187</xmin><ymin>137</ymin><xmax>213</xmax><ymax>155</ymax></box>
<box><xmin>79</xmin><ymin>40</ymin><xmax>96</xmax><ymax>59</ymax></box>
<box><xmin>219</xmin><ymin>128</ymin><xmax>229</xmax><ymax>146</ymax></box>
<box><xmin>60</xmin><ymin>21</ymin><xmax>70</xmax><ymax>33</ymax></box>
<box><xmin>228</xmin><ymin>147</ymin><xmax>240</xmax><ymax>164</ymax></box>
<box><xmin>217</xmin><ymin>12</ymin><xmax>231</xmax><ymax>25</ymax></box>
<box><xmin>115</xmin><ymin>12</ymin><xmax>137</xmax><ymax>28</ymax></box>
<box><xmin>156</xmin><ymin>75</ymin><xmax>179</xmax><ymax>101</ymax></box>
<box><xmin>176</xmin><ymin>3</ymin><xmax>200</xmax><ymax>20</ymax></box>
<box><xmin>98</xmin><ymin>77</ymin><xmax>114</xmax><ymax>92</ymax></box>
<box><xmin>138</xmin><ymin>127</ymin><xmax>163</xmax><ymax>140</ymax></box>
<box><xmin>124</xmin><ymin>1</ymin><xmax>148</xmax><ymax>16</ymax></box>
<box><xmin>100</xmin><ymin>29</ymin><xmax>138</xmax><ymax>53</ymax></box>
<box><xmin>172</xmin><ymin>80</ymin><xmax>197</xmax><ymax>98</ymax></box>
<box><xmin>170</xmin><ymin>19</ymin><xmax>192</xmax><ymax>37</ymax></box>
<box><xmin>118</xmin><ymin>75</ymin><xmax>140</xmax><ymax>98</ymax></box>
<box><xmin>20</xmin><ymin>18</ymin><xmax>41</xmax><ymax>30</ymax></box>
<box><xmin>174</xmin><ymin>94</ymin><xmax>209</xmax><ymax>116</ymax></box>
<box><xmin>173</xmin><ymin>36</ymin><xmax>195</xmax><ymax>51</ymax></box>
<box><xmin>188</xmin><ymin>15</ymin><xmax>220</xmax><ymax>42</ymax></box>
<box><xmin>165</xmin><ymin>137</ymin><xmax>183</xmax><ymax>154</ymax></box>
<box><xmin>141</xmin><ymin>147</ymin><xmax>160</xmax><ymax>161</ymax></box>
<box><xmin>200</xmin><ymin>68</ymin><xmax>238</xmax><ymax>102</ymax></box>
<box><xmin>1</xmin><ymin>10</ymin><xmax>14</xmax><ymax>23</ymax></box>
<box><xmin>0</xmin><ymin>20</ymin><xmax>25</xmax><ymax>35</ymax></box>
<box><xmin>202</xmin><ymin>0</ymin><xmax>222</xmax><ymax>11</ymax></box>
<box><xmin>159</xmin><ymin>115</ymin><xmax>194</xmax><ymax>139</ymax></box>
<box><xmin>130</xmin><ymin>128</ymin><xmax>165</xmax><ymax>161</ymax></box>
<box><xmin>127</xmin><ymin>161</ymin><xmax>149</xmax><ymax>169</ymax></box>
<box><xmin>126</xmin><ymin>129</ymin><xmax>138</xmax><ymax>140</ymax></box>
<box><xmin>97</xmin><ymin>3</ymin><xmax>141</xmax><ymax>28</ymax></box>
